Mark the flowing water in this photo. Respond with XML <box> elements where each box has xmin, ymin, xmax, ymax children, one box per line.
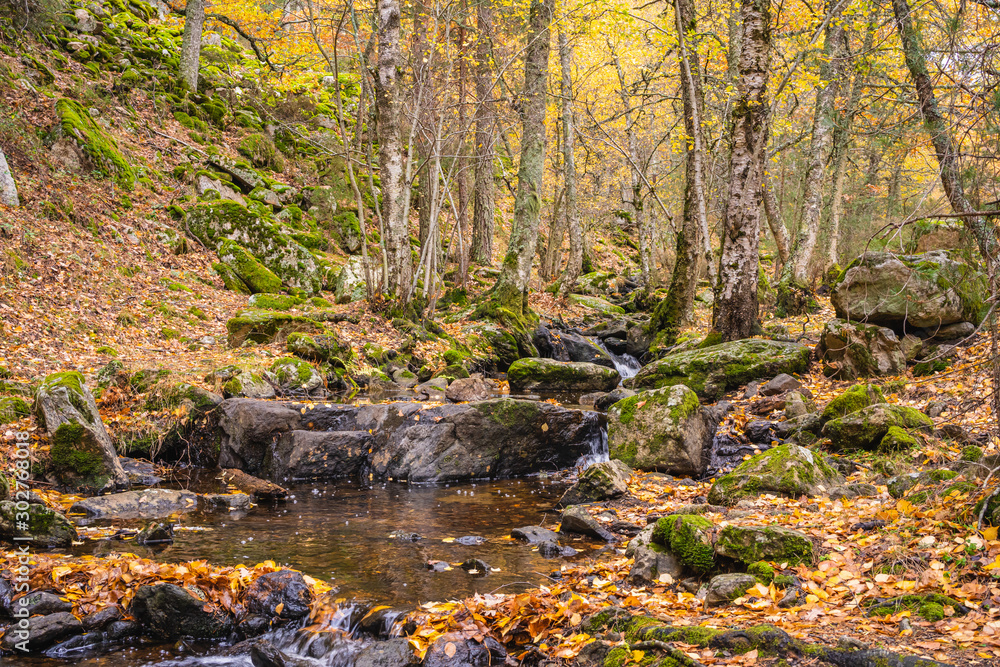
<box><xmin>590</xmin><ymin>339</ymin><xmax>641</xmax><ymax>380</ymax></box>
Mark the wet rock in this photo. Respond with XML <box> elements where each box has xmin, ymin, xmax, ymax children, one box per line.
<box><xmin>707</xmin><ymin>444</ymin><xmax>844</xmax><ymax>505</ymax></box>
<box><xmin>700</xmin><ymin>573</ymin><xmax>758</xmax><ymax>607</ymax></box>
<box><xmin>81</xmin><ymin>606</ymin><xmax>121</xmax><ymax>631</ymax></box>
<box><xmin>0</xmin><ymin>502</ymin><xmax>78</xmax><ymax>548</ymax></box>
<box><xmin>250</xmin><ymin>642</ymin><xmax>315</xmax><ymax>667</ymax></box>
<box><xmin>12</xmin><ymin>591</ymin><xmax>72</xmax><ymax>616</ymax></box>
<box><xmin>761</xmin><ymin>373</ymin><xmax>801</xmax><ymax>396</ymax></box>
<box><xmin>455</xmin><ymin>536</ymin><xmax>486</xmax><ymax>546</ymax></box>
<box><xmin>594</xmin><ymin>388</ymin><xmax>635</xmax><ymax>411</ymax></box>
<box><xmin>446</xmin><ymin>377</ymin><xmax>494</xmax><ymax>403</ymax></box>
<box><xmin>423</xmin><ymin>633</ymin><xmax>506</xmax><ymax>667</ymax></box>
<box><xmin>426</xmin><ymin>560</ymin><xmax>450</xmax><ymax>572</ymax></box>
<box><xmin>608</xmin><ymin>385</ymin><xmax>717</xmax><ymax>477</ymax></box>
<box><xmin>559</xmin><ymin>331</ymin><xmax>615</xmax><ymax>369</ymax></box>
<box><xmin>0</xmin><ymin>611</ymin><xmax>82</xmax><ymax>651</ymax></box>
<box><xmin>390</xmin><ymin>531</ymin><xmax>421</xmax><ymax>541</ymax></box>
<box><xmin>245</xmin><ymin>571</ymin><xmax>312</xmax><ymax>620</ymax></box>
<box><xmin>353</xmin><ymin>637</ymin><xmax>420</xmax><ymax>667</ymax></box>
<box><xmin>0</xmin><ymin>575</ymin><xmax>12</xmax><ymax>612</ymax></box>
<box><xmin>44</xmin><ymin>631</ymin><xmax>105</xmax><ymax>656</ymax></box>
<box><xmin>460</xmin><ymin>559</ymin><xmax>491</xmax><ymax>576</ymax></box>
<box><xmin>135</xmin><ymin>521</ymin><xmax>174</xmax><ymax>545</ymax></box>
<box><xmin>105</xmin><ymin>620</ymin><xmax>141</xmax><ymax>641</ymax></box>
<box><xmin>815</xmin><ymin>318</ymin><xmax>906</xmax><ymax>380</ymax></box>
<box><xmin>266</xmin><ymin>430</ymin><xmax>373</xmax><ymax>481</ymax></box>
<box><xmin>130</xmin><ymin>583</ymin><xmax>233</xmax><ymax>639</ymax></box>
<box><xmin>538</xmin><ymin>540</ymin><xmax>577</xmax><ymax>558</ymax></box>
<box><xmin>219</xmin><ymin>469</ymin><xmax>288</xmax><ymax>499</ymax></box>
<box><xmin>507</xmin><ymin>358</ymin><xmax>620</xmax><ymax>394</ymax></box>
<box><xmin>69</xmin><ymin>489</ymin><xmax>198</xmax><ymax>520</ymax></box>
<box><xmin>218</xmin><ymin>399</ymin><xmax>302</xmax><ymax>473</ymax></box>
<box><xmin>356</xmin><ymin>608</ymin><xmax>411</xmax><ymax>637</ymax></box>
<box><xmin>511</xmin><ymin>526</ymin><xmax>560</xmax><ymax>544</ymax></box>
<box><xmin>558</xmin><ymin>460</ymin><xmax>632</xmax><ymax>506</ymax></box>
<box><xmin>119</xmin><ymin>457</ymin><xmax>163</xmax><ymax>486</ymax></box>
<box><xmin>744</xmin><ymin>420</ymin><xmax>778</xmax><ymax>445</ymax></box>
<box><xmin>34</xmin><ymin>371</ymin><xmax>129</xmax><ymax>492</ymax></box>
<box><xmin>560</xmin><ymin>506</ymin><xmax>615</xmax><ymax>542</ymax></box>
<box><xmin>201</xmin><ymin>493</ymin><xmax>252</xmax><ymax>512</ymax></box>
<box><xmin>414</xmin><ymin>381</ymin><xmax>446</xmax><ymax>401</ymax></box>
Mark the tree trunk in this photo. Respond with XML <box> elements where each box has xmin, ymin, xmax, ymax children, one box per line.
<box><xmin>762</xmin><ymin>173</ymin><xmax>790</xmax><ymax>272</ymax></box>
<box><xmin>778</xmin><ymin>2</ymin><xmax>843</xmax><ymax>314</ymax></box>
<box><xmin>456</xmin><ymin>12</ymin><xmax>471</xmax><ymax>279</ymax></box>
<box><xmin>412</xmin><ymin>0</ymin><xmax>433</xmax><ymax>252</ymax></box>
<box><xmin>612</xmin><ymin>53</ymin><xmax>650</xmax><ymax>286</ymax></box>
<box><xmin>558</xmin><ymin>31</ymin><xmax>582</xmax><ymax>294</ymax></box>
<box><xmin>180</xmin><ymin>0</ymin><xmax>205</xmax><ymax>92</ymax></box>
<box><xmin>654</xmin><ymin>0</ymin><xmax>707</xmax><ymax>345</ymax></box>
<box><xmin>488</xmin><ymin>0</ymin><xmax>553</xmax><ymax>316</ymax></box>
<box><xmin>712</xmin><ymin>0</ymin><xmax>772</xmax><ymax>341</ymax></box>
<box><xmin>375</xmin><ymin>0</ymin><xmax>412</xmax><ymax>299</ymax></box>
<box><xmin>543</xmin><ymin>187</ymin><xmax>565</xmax><ymax>280</ymax></box>
<box><xmin>0</xmin><ymin>148</ymin><xmax>18</xmax><ymax>207</ymax></box>
<box><xmin>892</xmin><ymin>0</ymin><xmax>999</xmax><ymax>271</ymax></box>
<box><xmin>471</xmin><ymin>0</ymin><xmax>496</xmax><ymax>266</ymax></box>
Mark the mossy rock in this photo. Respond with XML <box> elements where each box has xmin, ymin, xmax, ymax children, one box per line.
<box><xmin>822</xmin><ymin>403</ymin><xmax>933</xmax><ymax>450</ymax></box>
<box><xmin>507</xmin><ymin>357</ymin><xmax>620</xmax><ymax>394</ymax></box>
<box><xmin>631</xmin><ymin>339</ymin><xmax>811</xmax><ymax>401</ymax></box>
<box><xmin>269</xmin><ymin>357</ymin><xmax>323</xmax><ymax>393</ymax></box>
<box><xmin>707</xmin><ymin>444</ymin><xmax>844</xmax><ymax>505</ymax></box>
<box><xmin>225</xmin><ymin>310</ymin><xmax>323</xmax><ymax>347</ymax></box>
<box><xmin>0</xmin><ymin>396</ymin><xmax>31</xmax><ymax>424</ymax></box>
<box><xmin>863</xmin><ymin>594</ymin><xmax>967</xmax><ymax>621</ymax></box>
<box><xmin>0</xmin><ymin>501</ymin><xmax>78</xmax><ymax>548</ymax></box>
<box><xmin>213</xmin><ymin>262</ymin><xmax>251</xmax><ymax>294</ymax></box>
<box><xmin>608</xmin><ymin>385</ymin><xmax>712</xmax><ymax>477</ymax></box>
<box><xmin>55</xmin><ymin>98</ymin><xmax>135</xmax><ymax>188</ymax></box>
<box><xmin>568</xmin><ymin>294</ymin><xmax>626</xmax><ymax>315</ymax></box>
<box><xmin>821</xmin><ymin>383</ymin><xmax>885</xmax><ymax>421</ymax></box>
<box><xmin>652</xmin><ymin>514</ymin><xmax>716</xmax><ymax>572</ymax></box>
<box><xmin>248</xmin><ymin>293</ymin><xmax>303</xmax><ymax>310</ymax></box>
<box><xmin>286</xmin><ymin>332</ymin><xmax>353</xmax><ymax>366</ymax></box>
<box><xmin>431</xmin><ymin>364</ymin><xmax>470</xmax><ymax>382</ymax></box>
<box><xmin>878</xmin><ymin>425</ymin><xmax>920</xmax><ymax>452</ymax></box>
<box><xmin>715</xmin><ymin>525</ymin><xmax>814</xmax><ymax>565</ymax></box>
<box><xmin>747</xmin><ymin>561</ymin><xmax>775</xmax><ymax>584</ymax></box>
<box><xmin>238</xmin><ymin>133</ymin><xmax>284</xmax><ymax>172</ymax></box>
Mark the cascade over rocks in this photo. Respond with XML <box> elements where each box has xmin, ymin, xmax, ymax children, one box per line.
<box><xmin>217</xmin><ymin>398</ymin><xmax>604</xmax><ymax>483</ymax></box>
<box><xmin>507</xmin><ymin>358</ymin><xmax>620</xmax><ymax>393</ymax></box>
<box><xmin>34</xmin><ymin>371</ymin><xmax>129</xmax><ymax>493</ymax></box>
<box><xmin>630</xmin><ymin>339</ymin><xmax>811</xmax><ymax>401</ymax></box>
<box><xmin>831</xmin><ymin>251</ymin><xmax>987</xmax><ymax>330</ymax></box>
<box><xmin>607</xmin><ymin>385</ymin><xmax>718</xmax><ymax>477</ymax></box>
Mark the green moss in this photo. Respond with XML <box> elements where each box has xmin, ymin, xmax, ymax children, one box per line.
<box><xmin>213</xmin><ymin>262</ymin><xmax>251</xmax><ymax>294</ymax></box>
<box><xmin>773</xmin><ymin>574</ymin><xmax>795</xmax><ymax>588</ymax></box>
<box><xmin>238</xmin><ymin>132</ymin><xmax>284</xmax><ymax>172</ymax></box>
<box><xmin>95</xmin><ymin>345</ymin><xmax>119</xmax><ymax>356</ymax></box>
<box><xmin>0</xmin><ymin>396</ymin><xmax>31</xmax><ymax>424</ymax></box>
<box><xmin>55</xmin><ymin>98</ymin><xmax>135</xmax><ymax>189</ymax></box>
<box><xmin>39</xmin><ymin>371</ymin><xmax>92</xmax><ymax>422</ymax></box>
<box><xmin>920</xmin><ymin>602</ymin><xmax>945</xmax><ymax>622</ymax></box>
<box><xmin>879</xmin><ymin>426</ymin><xmax>919</xmax><ymax>452</ymax></box>
<box><xmin>653</xmin><ymin>514</ymin><xmax>715</xmax><ymax>572</ymax></box>
<box><xmin>51</xmin><ymin>422</ymin><xmax>103</xmax><ymax>476</ymax></box>
<box><xmin>821</xmin><ymin>384</ymin><xmax>885</xmax><ymax>421</ymax></box>
<box><xmin>962</xmin><ymin>445</ymin><xmax>983</xmax><ymax>462</ymax></box>
<box><xmin>748</xmin><ymin>561</ymin><xmax>775</xmax><ymax>584</ymax></box>
<box><xmin>249</xmin><ymin>293</ymin><xmax>303</xmax><ymax>310</ymax></box>
<box><xmin>716</xmin><ymin>525</ymin><xmax>814</xmax><ymax>565</ymax></box>
<box><xmin>865</xmin><ymin>594</ymin><xmax>965</xmax><ymax>619</ymax></box>
<box><xmin>474</xmin><ymin>399</ymin><xmax>541</xmax><ymax>428</ymax></box>
<box><xmin>217</xmin><ymin>240</ymin><xmax>283</xmax><ymax>294</ymax></box>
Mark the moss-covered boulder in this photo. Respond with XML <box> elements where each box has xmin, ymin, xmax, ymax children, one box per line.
<box><xmin>832</xmin><ymin>250</ymin><xmax>988</xmax><ymax>328</ymax></box>
<box><xmin>0</xmin><ymin>501</ymin><xmax>78</xmax><ymax>548</ymax></box>
<box><xmin>822</xmin><ymin>403</ymin><xmax>933</xmax><ymax>450</ymax></box>
<box><xmin>707</xmin><ymin>444</ymin><xmax>844</xmax><ymax>505</ymax></box>
<box><xmin>700</xmin><ymin>573</ymin><xmax>758</xmax><ymax>607</ymax></box>
<box><xmin>608</xmin><ymin>385</ymin><xmax>715</xmax><ymax>477</ymax></box>
<box><xmin>0</xmin><ymin>396</ymin><xmax>31</xmax><ymax>424</ymax></box>
<box><xmin>55</xmin><ymin>98</ymin><xmax>135</xmax><ymax>189</ymax></box>
<box><xmin>863</xmin><ymin>594</ymin><xmax>967</xmax><ymax>621</ymax></box>
<box><xmin>715</xmin><ymin>525</ymin><xmax>814</xmax><ymax>565</ymax></box>
<box><xmin>815</xmin><ymin>318</ymin><xmax>905</xmax><ymax>380</ymax></box>
<box><xmin>821</xmin><ymin>383</ymin><xmax>885</xmax><ymax>421</ymax></box>
<box><xmin>573</xmin><ymin>271</ymin><xmax>616</xmax><ymax>296</ymax></box>
<box><xmin>225</xmin><ymin>310</ymin><xmax>322</xmax><ymax>347</ymax></box>
<box><xmin>237</xmin><ymin>133</ymin><xmax>284</xmax><ymax>172</ymax></box>
<box><xmin>216</xmin><ymin>240</ymin><xmax>282</xmax><ymax>294</ymax></box>
<box><xmin>185</xmin><ymin>201</ymin><xmax>322</xmax><ymax>293</ymax></box>
<box><xmin>213</xmin><ymin>262</ymin><xmax>252</xmax><ymax>294</ymax></box>
<box><xmin>557</xmin><ymin>460</ymin><xmax>632</xmax><ymax>506</ymax></box>
<box><xmin>333</xmin><ymin>255</ymin><xmax>381</xmax><ymax>304</ymax></box>
<box><xmin>286</xmin><ymin>332</ymin><xmax>353</xmax><ymax>366</ymax></box>
<box><xmin>652</xmin><ymin>514</ymin><xmax>716</xmax><ymax>572</ymax></box>
<box><xmin>630</xmin><ymin>339</ymin><xmax>811</xmax><ymax>401</ymax></box>
<box><xmin>507</xmin><ymin>358</ymin><xmax>620</xmax><ymax>394</ymax></box>
<box><xmin>462</xmin><ymin>323</ymin><xmax>521</xmax><ymax>372</ymax></box>
<box><xmin>269</xmin><ymin>357</ymin><xmax>324</xmax><ymax>394</ymax></box>
<box><xmin>222</xmin><ymin>368</ymin><xmax>276</xmax><ymax>399</ymax></box>
<box><xmin>34</xmin><ymin>372</ymin><xmax>129</xmax><ymax>492</ymax></box>
<box><xmin>568</xmin><ymin>294</ymin><xmax>626</xmax><ymax>315</ymax></box>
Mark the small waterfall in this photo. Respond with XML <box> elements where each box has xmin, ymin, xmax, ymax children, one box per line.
<box><xmin>575</xmin><ymin>424</ymin><xmax>609</xmax><ymax>469</ymax></box>
<box><xmin>591</xmin><ymin>338</ymin><xmax>641</xmax><ymax>380</ymax></box>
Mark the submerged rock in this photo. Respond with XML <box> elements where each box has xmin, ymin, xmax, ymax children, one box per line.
<box><xmin>69</xmin><ymin>489</ymin><xmax>198</xmax><ymax>519</ymax></box>
<box><xmin>631</xmin><ymin>340</ymin><xmax>811</xmax><ymax>401</ymax></box>
<box><xmin>507</xmin><ymin>358</ymin><xmax>620</xmax><ymax>394</ymax></box>
<box><xmin>511</xmin><ymin>526</ymin><xmax>560</xmax><ymax>544</ymax></box>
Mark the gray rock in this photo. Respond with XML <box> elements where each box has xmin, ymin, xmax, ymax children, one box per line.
<box><xmin>201</xmin><ymin>493</ymin><xmax>252</xmax><ymax>511</ymax></box>
<box><xmin>929</xmin><ymin>321</ymin><xmax>976</xmax><ymax>341</ymax></box>
<box><xmin>69</xmin><ymin>489</ymin><xmax>198</xmax><ymax>519</ymax></box>
<box><xmin>628</xmin><ymin>543</ymin><xmax>683</xmax><ymax>585</ymax></box>
<box><xmin>353</xmin><ymin>638</ymin><xmax>420</xmax><ymax>667</ymax></box>
<box><xmin>223</xmin><ymin>369</ymin><xmax>277</xmax><ymax>400</ymax></box>
<box><xmin>815</xmin><ymin>318</ymin><xmax>906</xmax><ymax>380</ymax></box>
<box><xmin>626</xmin><ymin>324</ymin><xmax>652</xmax><ymax>359</ymax></box>
<box><xmin>130</xmin><ymin>583</ymin><xmax>233</xmax><ymax>639</ymax></box>
<box><xmin>900</xmin><ymin>334</ymin><xmax>923</xmax><ymax>361</ymax></box>
<box><xmin>73</xmin><ymin>8</ymin><xmax>97</xmax><ymax>32</ymax></box>
<box><xmin>700</xmin><ymin>573</ymin><xmax>758</xmax><ymax>607</ymax></box>
<box><xmin>560</xmin><ymin>506</ymin><xmax>615</xmax><ymax>542</ymax></box>
<box><xmin>778</xmin><ymin>586</ymin><xmax>807</xmax><ymax>608</ymax></box>
<box><xmin>334</xmin><ymin>256</ymin><xmax>383</xmax><ymax>304</ymax></box>
<box><xmin>715</xmin><ymin>525</ymin><xmax>814</xmax><ymax>565</ymax></box>
<box><xmin>218</xmin><ymin>399</ymin><xmax>302</xmax><ymax>472</ymax></box>
<box><xmin>423</xmin><ymin>633</ymin><xmax>505</xmax><ymax>667</ymax></box>
<box><xmin>0</xmin><ymin>147</ymin><xmax>18</xmax><ymax>207</ymax></box>
<box><xmin>761</xmin><ymin>373</ymin><xmax>801</xmax><ymax>396</ymax></box>
<box><xmin>201</xmin><ymin>32</ymin><xmax>222</xmax><ymax>47</ymax></box>
<box><xmin>0</xmin><ymin>611</ymin><xmax>82</xmax><ymax>651</ymax></box>
<box><xmin>266</xmin><ymin>430</ymin><xmax>373</xmax><ymax>481</ymax></box>
<box><xmin>0</xmin><ymin>501</ymin><xmax>78</xmax><ymax>548</ymax></box>
<box><xmin>823</xmin><ymin>403</ymin><xmax>933</xmax><ymax>450</ymax></box>
<box><xmin>594</xmin><ymin>388</ymin><xmax>636</xmax><ymax>411</ymax></box>
<box><xmin>707</xmin><ymin>444</ymin><xmax>844</xmax><ymax>505</ymax></box>
<box><xmin>783</xmin><ymin>391</ymin><xmax>816</xmax><ymax>419</ymax></box>
<box><xmin>507</xmin><ymin>358</ymin><xmax>620</xmax><ymax>394</ymax></box>
<box><xmin>34</xmin><ymin>371</ymin><xmax>129</xmax><ymax>492</ymax></box>
<box><xmin>135</xmin><ymin>521</ymin><xmax>174</xmax><ymax>545</ymax></box>
<box><xmin>559</xmin><ymin>331</ymin><xmax>615</xmax><ymax>369</ymax></box>
<box><xmin>558</xmin><ymin>460</ymin><xmax>632</xmax><ymax>506</ymax></box>
<box><xmin>608</xmin><ymin>385</ymin><xmax>717</xmax><ymax>477</ymax></box>
<box><xmin>12</xmin><ymin>591</ymin><xmax>73</xmax><ymax>616</ymax></box>
<box><xmin>245</xmin><ymin>571</ymin><xmax>312</xmax><ymax>619</ymax></box>
<box><xmin>270</xmin><ymin>357</ymin><xmax>324</xmax><ymax>395</ymax></box>
<box><xmin>414</xmin><ymin>381</ymin><xmax>446</xmax><ymax>401</ymax></box>
<box><xmin>511</xmin><ymin>526</ymin><xmax>560</xmax><ymax>544</ymax></box>
<box><xmin>446</xmin><ymin>377</ymin><xmax>494</xmax><ymax>403</ymax></box>
<box><xmin>392</xmin><ymin>368</ymin><xmax>419</xmax><ymax>389</ymax></box>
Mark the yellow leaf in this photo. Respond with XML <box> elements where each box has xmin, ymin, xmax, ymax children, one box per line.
<box><xmin>983</xmin><ymin>526</ymin><xmax>998</xmax><ymax>541</ymax></box>
<box><xmin>444</xmin><ymin>642</ymin><xmax>457</xmax><ymax>658</ymax></box>
<box><xmin>274</xmin><ymin>602</ymin><xmax>284</xmax><ymax>615</ymax></box>
<box><xmin>631</xmin><ymin>650</ymin><xmax>645</xmax><ymax>662</ymax></box>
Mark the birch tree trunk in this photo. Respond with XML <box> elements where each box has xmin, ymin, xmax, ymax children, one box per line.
<box><xmin>558</xmin><ymin>31</ymin><xmax>583</xmax><ymax>294</ymax></box>
<box><xmin>762</xmin><ymin>174</ymin><xmax>790</xmax><ymax>273</ymax></box>
<box><xmin>375</xmin><ymin>0</ymin><xmax>412</xmax><ymax>299</ymax></box>
<box><xmin>543</xmin><ymin>187</ymin><xmax>565</xmax><ymax>279</ymax></box>
<box><xmin>654</xmin><ymin>0</ymin><xmax>707</xmax><ymax>345</ymax></box>
<box><xmin>612</xmin><ymin>53</ymin><xmax>650</xmax><ymax>285</ymax></box>
<box><xmin>180</xmin><ymin>0</ymin><xmax>205</xmax><ymax>92</ymax></box>
<box><xmin>456</xmin><ymin>11</ymin><xmax>471</xmax><ymax>278</ymax></box>
<box><xmin>893</xmin><ymin>0</ymin><xmax>999</xmax><ymax>271</ymax></box>
<box><xmin>487</xmin><ymin>0</ymin><xmax>553</xmax><ymax>316</ymax></box>
<box><xmin>471</xmin><ymin>0</ymin><xmax>496</xmax><ymax>265</ymax></box>
<box><xmin>776</xmin><ymin>2</ymin><xmax>844</xmax><ymax>314</ymax></box>
<box><xmin>712</xmin><ymin>0</ymin><xmax>772</xmax><ymax>341</ymax></box>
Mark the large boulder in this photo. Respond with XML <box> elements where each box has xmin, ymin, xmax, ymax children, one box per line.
<box><xmin>216</xmin><ymin>240</ymin><xmax>282</xmax><ymax>294</ymax></box>
<box><xmin>269</xmin><ymin>357</ymin><xmax>324</xmax><ymax>395</ymax></box>
<box><xmin>0</xmin><ymin>611</ymin><xmax>82</xmax><ymax>651</ymax></box>
<box><xmin>287</xmin><ymin>332</ymin><xmax>353</xmax><ymax>365</ymax></box>
<box><xmin>68</xmin><ymin>489</ymin><xmax>198</xmax><ymax>520</ymax></box>
<box><xmin>34</xmin><ymin>371</ymin><xmax>129</xmax><ymax>492</ymax></box>
<box><xmin>815</xmin><ymin>318</ymin><xmax>906</xmax><ymax>379</ymax></box>
<box><xmin>821</xmin><ymin>383</ymin><xmax>885</xmax><ymax>421</ymax></box>
<box><xmin>707</xmin><ymin>444</ymin><xmax>844</xmax><ymax>505</ymax></box>
<box><xmin>265</xmin><ymin>430</ymin><xmax>373</xmax><ymax>481</ymax></box>
<box><xmin>715</xmin><ymin>525</ymin><xmax>814</xmax><ymax>565</ymax></box>
<box><xmin>507</xmin><ymin>358</ymin><xmax>620</xmax><ymax>394</ymax></box>
<box><xmin>129</xmin><ymin>583</ymin><xmax>233</xmax><ymax>640</ymax></box>
<box><xmin>185</xmin><ymin>200</ymin><xmax>322</xmax><ymax>293</ymax></box>
<box><xmin>822</xmin><ymin>404</ymin><xmax>933</xmax><ymax>451</ymax></box>
<box><xmin>0</xmin><ymin>501</ymin><xmax>77</xmax><ymax>548</ymax></box>
<box><xmin>652</xmin><ymin>514</ymin><xmax>716</xmax><ymax>573</ymax></box>
<box><xmin>607</xmin><ymin>385</ymin><xmax>717</xmax><ymax>477</ymax></box>
<box><xmin>55</xmin><ymin>98</ymin><xmax>135</xmax><ymax>189</ymax></box>
<box><xmin>832</xmin><ymin>251</ymin><xmax>987</xmax><ymax>330</ymax></box>
<box><xmin>218</xmin><ymin>399</ymin><xmax>304</xmax><ymax>473</ymax></box>
<box><xmin>225</xmin><ymin>310</ymin><xmax>322</xmax><ymax>347</ymax></box>
<box><xmin>630</xmin><ymin>340</ymin><xmax>811</xmax><ymax>401</ymax></box>
<box><xmin>557</xmin><ymin>460</ymin><xmax>632</xmax><ymax>506</ymax></box>
<box><xmin>244</xmin><ymin>571</ymin><xmax>312</xmax><ymax>619</ymax></box>
<box><xmin>558</xmin><ymin>332</ymin><xmax>615</xmax><ymax>369</ymax></box>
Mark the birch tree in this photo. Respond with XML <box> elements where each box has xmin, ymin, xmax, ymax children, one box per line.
<box><xmin>558</xmin><ymin>31</ymin><xmax>583</xmax><ymax>294</ymax></box>
<box><xmin>471</xmin><ymin>0</ymin><xmax>497</xmax><ymax>265</ymax></box>
<box><xmin>179</xmin><ymin>0</ymin><xmax>205</xmax><ymax>91</ymax></box>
